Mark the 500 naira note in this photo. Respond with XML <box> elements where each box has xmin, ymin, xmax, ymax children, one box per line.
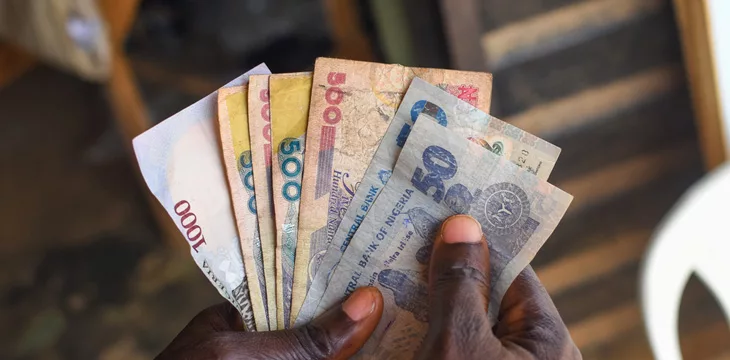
<box><xmin>269</xmin><ymin>72</ymin><xmax>312</xmax><ymax>328</ymax></box>
<box><xmin>293</xmin><ymin>58</ymin><xmax>493</xmax><ymax>323</ymax></box>
<box><xmin>315</xmin><ymin>117</ymin><xmax>572</xmax><ymax>359</ymax></box>
<box><xmin>217</xmin><ymin>86</ymin><xmax>270</xmax><ymax>331</ymax></box>
<box><xmin>248</xmin><ymin>75</ymin><xmax>278</xmax><ymax>330</ymax></box>
<box><xmin>296</xmin><ymin>77</ymin><xmax>559</xmax><ymax>325</ymax></box>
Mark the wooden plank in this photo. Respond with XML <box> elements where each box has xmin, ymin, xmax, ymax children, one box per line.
<box><xmin>673</xmin><ymin>0</ymin><xmax>727</xmax><ymax>169</ymax></box>
<box><xmin>553</xmin><ymin>262</ymin><xmax>640</xmax><ymax>326</ymax></box>
<box><xmin>537</xmin><ymin>230</ymin><xmax>650</xmax><ymax>295</ymax></box>
<box><xmin>569</xmin><ymin>302</ymin><xmax>642</xmax><ymax>349</ymax></box>
<box><xmin>573</xmin><ymin>275</ymin><xmax>729</xmax><ymax>357</ymax></box>
<box><xmin>710</xmin><ymin>351</ymin><xmax>730</xmax><ymax>360</ymax></box>
<box><xmin>494</xmin><ymin>10</ymin><xmax>682</xmax><ymax>116</ymax></box>
<box><xmin>536</xmin><ymin>167</ymin><xmax>703</xmax><ymax>268</ymax></box>
<box><xmin>583</xmin><ymin>319</ymin><xmax>730</xmax><ymax>359</ymax></box>
<box><xmin>506</xmin><ymin>65</ymin><xmax>683</xmax><ymax>137</ymax></box>
<box><xmin>0</xmin><ymin>41</ymin><xmax>36</xmax><ymax>89</ymax></box>
<box><xmin>439</xmin><ymin>0</ymin><xmax>486</xmax><ymax>70</ymax></box>
<box><xmin>550</xmin><ymin>89</ymin><xmax>695</xmax><ymax>183</ymax></box>
<box><xmin>481</xmin><ymin>0</ymin><xmax>666</xmax><ymax>71</ymax></box>
<box><xmin>556</xmin><ymin>142</ymin><xmax>697</xmax><ymax>212</ymax></box>
<box><xmin>679</xmin><ymin>320</ymin><xmax>730</xmax><ymax>360</ymax></box>
<box><xmin>480</xmin><ymin>0</ymin><xmax>575</xmax><ymax>31</ymax></box>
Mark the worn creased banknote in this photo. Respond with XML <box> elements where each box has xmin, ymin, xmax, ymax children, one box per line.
<box><xmin>217</xmin><ymin>86</ymin><xmax>270</xmax><ymax>331</ymax></box>
<box><xmin>315</xmin><ymin>118</ymin><xmax>572</xmax><ymax>358</ymax></box>
<box><xmin>294</xmin><ymin>57</ymin><xmax>493</xmax><ymax>322</ymax></box>
<box><xmin>296</xmin><ymin>77</ymin><xmax>560</xmax><ymax>325</ymax></box>
<box><xmin>133</xmin><ymin>64</ymin><xmax>271</xmax><ymax>332</ymax></box>
<box><xmin>247</xmin><ymin>75</ymin><xmax>278</xmax><ymax>330</ymax></box>
<box><xmin>269</xmin><ymin>72</ymin><xmax>312</xmax><ymax>329</ymax></box>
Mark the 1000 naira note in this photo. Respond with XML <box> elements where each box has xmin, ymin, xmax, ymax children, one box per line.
<box><xmin>217</xmin><ymin>86</ymin><xmax>269</xmax><ymax>331</ymax></box>
<box><xmin>295</xmin><ymin>77</ymin><xmax>560</xmax><ymax>325</ymax></box>
<box><xmin>269</xmin><ymin>72</ymin><xmax>312</xmax><ymax>329</ymax></box>
<box><xmin>294</xmin><ymin>58</ymin><xmax>493</xmax><ymax>322</ymax></box>
<box><xmin>315</xmin><ymin>117</ymin><xmax>572</xmax><ymax>358</ymax></box>
<box><xmin>133</xmin><ymin>64</ymin><xmax>271</xmax><ymax>331</ymax></box>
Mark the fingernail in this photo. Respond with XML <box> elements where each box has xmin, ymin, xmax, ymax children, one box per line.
<box><xmin>342</xmin><ymin>287</ymin><xmax>376</xmax><ymax>322</ymax></box>
<box><xmin>441</xmin><ymin>214</ymin><xmax>483</xmax><ymax>244</ymax></box>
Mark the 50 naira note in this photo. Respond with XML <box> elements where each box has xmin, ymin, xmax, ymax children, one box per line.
<box><xmin>315</xmin><ymin>117</ymin><xmax>572</xmax><ymax>359</ymax></box>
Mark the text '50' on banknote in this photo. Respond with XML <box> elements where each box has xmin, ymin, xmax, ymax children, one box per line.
<box><xmin>296</xmin><ymin>76</ymin><xmax>560</xmax><ymax>325</ymax></box>
<box><xmin>295</xmin><ymin>58</ymin><xmax>493</xmax><ymax>322</ymax></box>
<box><xmin>132</xmin><ymin>64</ymin><xmax>271</xmax><ymax>332</ymax></box>
<box><xmin>314</xmin><ymin>117</ymin><xmax>572</xmax><ymax>358</ymax></box>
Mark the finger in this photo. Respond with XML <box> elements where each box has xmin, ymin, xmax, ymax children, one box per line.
<box><xmin>158</xmin><ymin>288</ymin><xmax>383</xmax><ymax>360</ymax></box>
<box><xmin>241</xmin><ymin>286</ymin><xmax>384</xmax><ymax>360</ymax></box>
<box><xmin>418</xmin><ymin>214</ymin><xmax>497</xmax><ymax>358</ymax></box>
<box><xmin>496</xmin><ymin>266</ymin><xmax>581</xmax><ymax>359</ymax></box>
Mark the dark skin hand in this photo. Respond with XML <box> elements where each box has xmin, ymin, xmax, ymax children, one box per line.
<box><xmin>157</xmin><ymin>215</ymin><xmax>581</xmax><ymax>359</ymax></box>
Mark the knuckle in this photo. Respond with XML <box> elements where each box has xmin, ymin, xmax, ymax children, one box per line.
<box><xmin>433</xmin><ymin>264</ymin><xmax>489</xmax><ymax>292</ymax></box>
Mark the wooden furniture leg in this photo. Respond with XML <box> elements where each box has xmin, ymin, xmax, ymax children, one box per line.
<box><xmin>0</xmin><ymin>41</ymin><xmax>35</xmax><ymax>89</ymax></box>
<box><xmin>673</xmin><ymin>0</ymin><xmax>727</xmax><ymax>169</ymax></box>
<box><xmin>99</xmin><ymin>0</ymin><xmax>185</xmax><ymax>250</ymax></box>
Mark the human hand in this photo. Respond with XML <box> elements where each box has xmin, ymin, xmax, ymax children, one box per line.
<box><xmin>156</xmin><ymin>286</ymin><xmax>383</xmax><ymax>360</ymax></box>
<box><xmin>416</xmin><ymin>214</ymin><xmax>582</xmax><ymax>360</ymax></box>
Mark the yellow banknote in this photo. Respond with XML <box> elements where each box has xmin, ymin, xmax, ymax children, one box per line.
<box><xmin>247</xmin><ymin>75</ymin><xmax>278</xmax><ymax>330</ymax></box>
<box><xmin>217</xmin><ymin>86</ymin><xmax>269</xmax><ymax>331</ymax></box>
<box><xmin>269</xmin><ymin>72</ymin><xmax>312</xmax><ymax>329</ymax></box>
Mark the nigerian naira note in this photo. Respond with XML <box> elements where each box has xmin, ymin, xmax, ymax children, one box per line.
<box><xmin>248</xmin><ymin>75</ymin><xmax>278</xmax><ymax>330</ymax></box>
<box><xmin>269</xmin><ymin>72</ymin><xmax>312</xmax><ymax>329</ymax></box>
<box><xmin>295</xmin><ymin>58</ymin><xmax>492</xmax><ymax>322</ymax></box>
<box><xmin>296</xmin><ymin>77</ymin><xmax>560</xmax><ymax>325</ymax></box>
<box><xmin>133</xmin><ymin>64</ymin><xmax>271</xmax><ymax>332</ymax></box>
<box><xmin>315</xmin><ymin>117</ymin><xmax>572</xmax><ymax>359</ymax></box>
<box><xmin>217</xmin><ymin>86</ymin><xmax>269</xmax><ymax>331</ymax></box>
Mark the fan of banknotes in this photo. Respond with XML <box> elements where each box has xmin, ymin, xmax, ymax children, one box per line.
<box><xmin>133</xmin><ymin>58</ymin><xmax>573</xmax><ymax>358</ymax></box>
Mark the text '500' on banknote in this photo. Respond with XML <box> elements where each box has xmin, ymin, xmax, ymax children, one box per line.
<box><xmin>247</xmin><ymin>74</ymin><xmax>278</xmax><ymax>330</ymax></box>
<box><xmin>217</xmin><ymin>86</ymin><xmax>270</xmax><ymax>331</ymax></box>
<box><xmin>269</xmin><ymin>72</ymin><xmax>312</xmax><ymax>329</ymax></box>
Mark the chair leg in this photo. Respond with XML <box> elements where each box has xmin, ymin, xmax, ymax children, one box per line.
<box><xmin>99</xmin><ymin>0</ymin><xmax>185</xmax><ymax>251</ymax></box>
<box><xmin>104</xmin><ymin>49</ymin><xmax>186</xmax><ymax>251</ymax></box>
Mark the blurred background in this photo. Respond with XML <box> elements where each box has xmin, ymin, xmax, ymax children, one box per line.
<box><xmin>1</xmin><ymin>0</ymin><xmax>728</xmax><ymax>359</ymax></box>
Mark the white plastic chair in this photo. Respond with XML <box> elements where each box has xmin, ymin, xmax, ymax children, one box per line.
<box><xmin>641</xmin><ymin>162</ymin><xmax>730</xmax><ymax>360</ymax></box>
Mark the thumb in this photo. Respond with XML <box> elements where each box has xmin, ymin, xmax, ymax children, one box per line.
<box><xmin>418</xmin><ymin>215</ymin><xmax>495</xmax><ymax>358</ymax></box>
<box><xmin>247</xmin><ymin>286</ymin><xmax>384</xmax><ymax>360</ymax></box>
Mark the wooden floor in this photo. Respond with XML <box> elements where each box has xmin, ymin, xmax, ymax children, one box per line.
<box><xmin>475</xmin><ymin>0</ymin><xmax>730</xmax><ymax>358</ymax></box>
